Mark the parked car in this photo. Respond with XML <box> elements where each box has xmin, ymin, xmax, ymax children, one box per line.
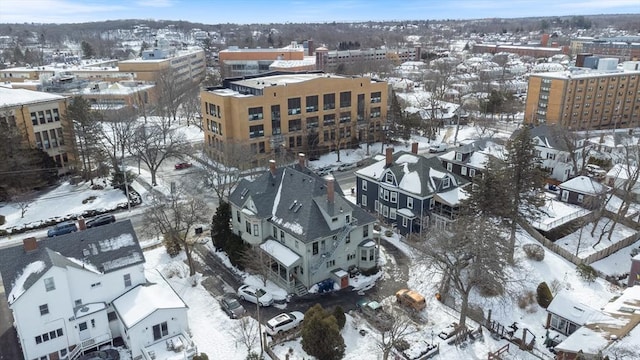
<box><xmin>47</xmin><ymin>222</ymin><xmax>78</xmax><ymax>237</ymax></box>
<box><xmin>429</xmin><ymin>143</ymin><xmax>447</xmax><ymax>153</ymax></box>
<box><xmin>395</xmin><ymin>288</ymin><xmax>426</xmax><ymax>311</ymax></box>
<box><xmin>175</xmin><ymin>162</ymin><xmax>193</xmax><ymax>170</ymax></box>
<box><xmin>237</xmin><ymin>285</ymin><xmax>273</xmax><ymax>307</ymax></box>
<box><xmin>265</xmin><ymin>311</ymin><xmax>304</xmax><ymax>335</ymax></box>
<box><xmin>314</xmin><ymin>166</ymin><xmax>334</xmax><ymax>177</ymax></box>
<box><xmin>337</xmin><ymin>162</ymin><xmax>358</xmax><ymax>171</ymax></box>
<box><xmin>219</xmin><ymin>293</ymin><xmax>246</xmax><ymax>319</ymax></box>
<box><xmin>86</xmin><ymin>214</ymin><xmax>116</xmax><ymax>229</ymax></box>
<box><xmin>356</xmin><ymin>298</ymin><xmax>394</xmax><ymax>331</ymax></box>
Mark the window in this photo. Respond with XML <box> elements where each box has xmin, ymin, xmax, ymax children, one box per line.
<box><xmin>288</xmin><ymin>119</ymin><xmax>302</xmax><ymax>132</ymax></box>
<box><xmin>323</xmin><ymin>93</ymin><xmax>335</xmax><ymax>110</ymax></box>
<box><xmin>323</xmin><ymin>114</ymin><xmax>335</xmax><ymax>126</ymax></box>
<box><xmin>362</xmin><ymin>193</ymin><xmax>368</xmax><ymax>206</ymax></box>
<box><xmin>75</xmin><ymin>299</ymin><xmax>82</xmax><ymax>307</ymax></box>
<box><xmin>249</xmin><ymin>125</ymin><xmax>264</xmax><ymax>138</ymax></box>
<box><xmin>313</xmin><ymin>242</ymin><xmax>319</xmax><ymax>255</ymax></box>
<box><xmin>248</xmin><ymin>106</ymin><xmax>263</xmax><ymax>121</ymax></box>
<box><xmin>461</xmin><ymin>166</ymin><xmax>467</xmax><ymax>176</ymax></box>
<box><xmin>363</xmin><ymin>226</ymin><xmax>369</xmax><ymax>238</ymax></box>
<box><xmin>383</xmin><ymin>205</ymin><xmax>389</xmax><ymax>217</ymax></box>
<box><xmin>288</xmin><ymin>97</ymin><xmax>301</xmax><ymax>115</ymax></box>
<box><xmin>385</xmin><ymin>173</ymin><xmax>393</xmax><ymax>184</ymax></box>
<box><xmin>371</xmin><ymin>91</ymin><xmax>382</xmax><ymax>103</ymax></box>
<box><xmin>390</xmin><ymin>192</ymin><xmax>397</xmax><ymax>203</ymax></box>
<box><xmin>108</xmin><ymin>311</ymin><xmax>117</xmax><ymax>321</ymax></box>
<box><xmin>456</xmin><ymin>153</ymin><xmax>462</xmax><ymax>161</ymax></box>
<box><xmin>383</xmin><ymin>189</ymin><xmax>389</xmax><ymax>201</ymax></box>
<box><xmin>245</xmin><ymin>221</ymin><xmax>251</xmax><ymax>234</ymax></box>
<box><xmin>236</xmin><ymin>210</ymin><xmax>241</xmax><ymax>222</ymax></box>
<box><xmin>577</xmin><ymin>194</ymin><xmax>584</xmax><ymax>203</ymax></box>
<box><xmin>124</xmin><ymin>274</ymin><xmax>131</xmax><ymax>287</ymax></box>
<box><xmin>44</xmin><ymin>277</ymin><xmax>55</xmax><ymax>292</ymax></box>
<box><xmin>306</xmin><ymin>95</ymin><xmax>318</xmax><ymax>112</ymax></box>
<box><xmin>362</xmin><ymin>181</ymin><xmax>367</xmax><ymax>191</ymax></box>
<box><xmin>39</xmin><ymin>304</ymin><xmax>49</xmax><ymax>315</ymax></box>
<box><xmin>407</xmin><ymin>197</ymin><xmax>413</xmax><ymax>209</ymax></box>
<box><xmin>442</xmin><ymin>177</ymin><xmax>450</xmax><ymax>189</ymax></box>
<box><xmin>91</xmin><ymin>282</ymin><xmax>101</xmax><ymax>288</ymax></box>
<box><xmin>402</xmin><ymin>217</ymin><xmax>408</xmax><ymax>227</ymax></box>
<box><xmin>253</xmin><ymin>224</ymin><xmax>259</xmax><ymax>236</ymax></box>
<box><xmin>446</xmin><ymin>162</ymin><xmax>452</xmax><ymax>171</ymax></box>
<box><xmin>361</xmin><ymin>249</ymin><xmax>367</xmax><ymax>261</ymax></box>
<box><xmin>280</xmin><ymin>230</ymin><xmax>285</xmax><ymax>241</ymax></box>
<box><xmin>390</xmin><ymin>208</ymin><xmax>397</xmax><ymax>220</ymax></box>
<box><xmin>469</xmin><ymin>169</ymin><xmax>476</xmax><ymax>177</ymax></box>
<box><xmin>340</xmin><ymin>91</ymin><xmax>351</xmax><ymax>108</ymax></box>
<box><xmin>152</xmin><ymin>321</ymin><xmax>168</xmax><ymax>341</ymax></box>
<box><xmin>79</xmin><ymin>322</ymin><xmax>88</xmax><ymax>331</ymax></box>
<box><xmin>326</xmin><ymin>260</ymin><xmax>335</xmax><ymax>268</ymax></box>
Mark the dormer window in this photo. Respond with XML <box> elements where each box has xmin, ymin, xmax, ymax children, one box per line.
<box><xmin>455</xmin><ymin>153</ymin><xmax>462</xmax><ymax>161</ymax></box>
<box><xmin>442</xmin><ymin>177</ymin><xmax>450</xmax><ymax>189</ymax></box>
<box><xmin>385</xmin><ymin>173</ymin><xmax>393</xmax><ymax>184</ymax></box>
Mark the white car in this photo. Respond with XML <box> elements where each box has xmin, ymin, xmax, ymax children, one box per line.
<box><xmin>237</xmin><ymin>285</ymin><xmax>274</xmax><ymax>307</ymax></box>
<box><xmin>265</xmin><ymin>311</ymin><xmax>305</xmax><ymax>335</ymax></box>
<box><xmin>337</xmin><ymin>162</ymin><xmax>357</xmax><ymax>171</ymax></box>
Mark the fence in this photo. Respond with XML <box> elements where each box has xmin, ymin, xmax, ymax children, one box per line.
<box><xmin>530</xmin><ymin>209</ymin><xmax>591</xmax><ymax>232</ymax></box>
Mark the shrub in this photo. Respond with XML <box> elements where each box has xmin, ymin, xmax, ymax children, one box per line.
<box><xmin>523</xmin><ymin>243</ymin><xmax>545</xmax><ymax>261</ymax></box>
<box><xmin>576</xmin><ymin>263</ymin><xmax>598</xmax><ymax>283</ymax></box>
<box><xmin>81</xmin><ymin>196</ymin><xmax>97</xmax><ymax>204</ymax></box>
<box><xmin>479</xmin><ymin>282</ymin><xmax>504</xmax><ymax>297</ymax></box>
<box><xmin>301</xmin><ymin>304</ymin><xmax>345</xmax><ymax>360</ymax></box>
<box><xmin>193</xmin><ymin>354</ymin><xmax>209</xmax><ymax>360</ymax></box>
<box><xmin>245</xmin><ymin>353</ymin><xmax>259</xmax><ymax>360</ymax></box>
<box><xmin>536</xmin><ymin>282</ymin><xmax>553</xmax><ymax>308</ymax></box>
<box><xmin>384</xmin><ymin>229</ymin><xmax>393</xmax><ymax>237</ymax></box>
<box><xmin>163</xmin><ymin>231</ymin><xmax>182</xmax><ymax>257</ymax></box>
<box><xmin>518</xmin><ymin>291</ymin><xmax>537</xmax><ymax>310</ymax></box>
<box><xmin>333</xmin><ymin>305</ymin><xmax>346</xmax><ymax>329</ymax></box>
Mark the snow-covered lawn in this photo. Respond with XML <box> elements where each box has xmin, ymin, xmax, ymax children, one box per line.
<box><xmin>555</xmin><ymin>218</ymin><xmax>637</xmax><ymax>259</ymax></box>
<box><xmin>532</xmin><ymin>194</ymin><xmax>590</xmax><ymax>230</ymax></box>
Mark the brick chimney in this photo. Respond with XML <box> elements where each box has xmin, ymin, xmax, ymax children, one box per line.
<box><xmin>385</xmin><ymin>147</ymin><xmax>394</xmax><ymax>167</ymax></box>
<box><xmin>23</xmin><ymin>237</ymin><xmax>37</xmax><ymax>252</ymax></box>
<box><xmin>326</xmin><ymin>175</ymin><xmax>335</xmax><ymax>203</ymax></box>
<box><xmin>411</xmin><ymin>142</ymin><xmax>418</xmax><ymax>154</ymax></box>
<box><xmin>298</xmin><ymin>153</ymin><xmax>306</xmax><ymax>168</ymax></box>
<box><xmin>269</xmin><ymin>159</ymin><xmax>276</xmax><ymax>176</ymax></box>
<box><xmin>77</xmin><ymin>216</ymin><xmax>86</xmax><ymax>231</ymax></box>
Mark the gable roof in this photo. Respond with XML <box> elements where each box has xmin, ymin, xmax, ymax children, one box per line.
<box><xmin>356</xmin><ymin>151</ymin><xmax>469</xmax><ymax>197</ymax></box>
<box><xmin>112</xmin><ymin>270</ymin><xmax>187</xmax><ymax>329</ymax></box>
<box><xmin>547</xmin><ymin>291</ymin><xmax>612</xmax><ymax>326</ymax></box>
<box><xmin>0</xmin><ymin>220</ymin><xmax>144</xmax><ymax>304</ymax></box>
<box><xmin>515</xmin><ymin>124</ymin><xmax>580</xmax><ymax>152</ymax></box>
<box><xmin>229</xmin><ymin>163</ymin><xmax>375</xmax><ymax>242</ymax></box>
<box><xmin>559</xmin><ymin>175</ymin><xmax>609</xmax><ymax>196</ymax></box>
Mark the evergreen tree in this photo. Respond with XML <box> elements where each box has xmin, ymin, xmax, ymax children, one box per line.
<box><xmin>462</xmin><ymin>156</ymin><xmax>509</xmax><ymax>219</ymax></box>
<box><xmin>81</xmin><ymin>40</ymin><xmax>95</xmax><ymax>58</ymax></box>
<box><xmin>503</xmin><ymin>127</ymin><xmax>546</xmax><ymax>262</ymax></box>
<box><xmin>211</xmin><ymin>201</ymin><xmax>233</xmax><ymax>251</ymax></box>
<box><xmin>65</xmin><ymin>96</ymin><xmax>103</xmax><ymax>185</ymax></box>
<box><xmin>301</xmin><ymin>304</ymin><xmax>345</xmax><ymax>360</ymax></box>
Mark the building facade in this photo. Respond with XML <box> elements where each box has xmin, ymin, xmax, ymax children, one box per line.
<box><xmin>355</xmin><ymin>146</ymin><xmax>469</xmax><ymax>235</ymax></box>
<box><xmin>201</xmin><ymin>71</ymin><xmax>388</xmax><ymax>167</ymax></box>
<box><xmin>218</xmin><ymin>42</ymin><xmax>310</xmax><ymax>78</ymax></box>
<box><xmin>524</xmin><ymin>63</ymin><xmax>640</xmax><ymax>130</ymax></box>
<box><xmin>228</xmin><ymin>156</ymin><xmax>378</xmax><ymax>294</ymax></box>
<box><xmin>0</xmin><ymin>87</ymin><xmax>75</xmax><ymax>174</ymax></box>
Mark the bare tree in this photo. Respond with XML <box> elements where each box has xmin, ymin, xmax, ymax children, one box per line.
<box><xmin>180</xmin><ymin>85</ymin><xmax>202</xmax><ymax>128</ymax></box>
<box><xmin>416</xmin><ymin>215</ymin><xmax>509</xmax><ymax>335</ymax></box>
<box><xmin>10</xmin><ymin>191</ymin><xmax>32</xmax><ymax>218</ymax></box>
<box><xmin>376</xmin><ymin>308</ymin><xmax>419</xmax><ymax>360</ymax></box>
<box><xmin>144</xmin><ymin>186</ymin><xmax>210</xmax><ymax>276</ymax></box>
<box><xmin>240</xmin><ymin>245</ymin><xmax>274</xmax><ymax>287</ymax></box>
<box><xmin>128</xmin><ymin>123</ymin><xmax>191</xmax><ymax>186</ymax></box>
<box><xmin>229</xmin><ymin>317</ymin><xmax>260</xmax><ymax>356</ymax></box>
<box><xmin>65</xmin><ymin>96</ymin><xmax>104</xmax><ymax>185</ymax></box>
<box><xmin>96</xmin><ymin>105</ymin><xmax>138</xmax><ymax>167</ymax></box>
<box><xmin>202</xmin><ymin>142</ymin><xmax>254</xmax><ymax>201</ymax></box>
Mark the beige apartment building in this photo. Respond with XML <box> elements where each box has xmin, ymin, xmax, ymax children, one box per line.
<box><xmin>524</xmin><ymin>63</ymin><xmax>640</xmax><ymax>130</ymax></box>
<box><xmin>201</xmin><ymin>72</ymin><xmax>388</xmax><ymax>167</ymax></box>
<box><xmin>0</xmin><ymin>87</ymin><xmax>75</xmax><ymax>174</ymax></box>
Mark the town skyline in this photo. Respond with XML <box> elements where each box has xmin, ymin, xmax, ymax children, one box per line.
<box><xmin>1</xmin><ymin>0</ymin><xmax>638</xmax><ymax>25</ymax></box>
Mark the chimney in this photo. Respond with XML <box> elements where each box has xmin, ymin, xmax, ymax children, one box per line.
<box><xmin>326</xmin><ymin>175</ymin><xmax>335</xmax><ymax>203</ymax></box>
<box><xmin>269</xmin><ymin>159</ymin><xmax>276</xmax><ymax>176</ymax></box>
<box><xmin>411</xmin><ymin>142</ymin><xmax>418</xmax><ymax>154</ymax></box>
<box><xmin>23</xmin><ymin>237</ymin><xmax>37</xmax><ymax>252</ymax></box>
<box><xmin>385</xmin><ymin>147</ymin><xmax>394</xmax><ymax>167</ymax></box>
<box><xmin>298</xmin><ymin>153</ymin><xmax>306</xmax><ymax>168</ymax></box>
<box><xmin>77</xmin><ymin>216</ymin><xmax>86</xmax><ymax>231</ymax></box>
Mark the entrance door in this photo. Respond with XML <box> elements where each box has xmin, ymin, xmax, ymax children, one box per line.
<box><xmin>78</xmin><ymin>321</ymin><xmax>90</xmax><ymax>341</ymax></box>
<box><xmin>561</xmin><ymin>190</ymin><xmax>569</xmax><ymax>202</ymax></box>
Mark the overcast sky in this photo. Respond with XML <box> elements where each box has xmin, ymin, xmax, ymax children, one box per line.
<box><xmin>1</xmin><ymin>0</ymin><xmax>638</xmax><ymax>24</ymax></box>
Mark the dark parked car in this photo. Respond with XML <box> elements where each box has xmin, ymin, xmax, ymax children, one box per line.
<box><xmin>86</xmin><ymin>214</ymin><xmax>116</xmax><ymax>229</ymax></box>
<box><xmin>175</xmin><ymin>162</ymin><xmax>193</xmax><ymax>170</ymax></box>
<box><xmin>47</xmin><ymin>222</ymin><xmax>78</xmax><ymax>237</ymax></box>
<box><xmin>219</xmin><ymin>293</ymin><xmax>246</xmax><ymax>319</ymax></box>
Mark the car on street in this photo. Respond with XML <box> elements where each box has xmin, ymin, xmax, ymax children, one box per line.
<box><xmin>175</xmin><ymin>162</ymin><xmax>193</xmax><ymax>170</ymax></box>
<box><xmin>337</xmin><ymin>162</ymin><xmax>357</xmax><ymax>171</ymax></box>
<box><xmin>265</xmin><ymin>311</ymin><xmax>304</xmax><ymax>335</ymax></box>
<box><xmin>429</xmin><ymin>143</ymin><xmax>447</xmax><ymax>153</ymax></box>
<box><xmin>237</xmin><ymin>285</ymin><xmax>273</xmax><ymax>307</ymax></box>
<box><xmin>219</xmin><ymin>293</ymin><xmax>246</xmax><ymax>319</ymax></box>
<box><xmin>314</xmin><ymin>165</ymin><xmax>334</xmax><ymax>177</ymax></box>
<box><xmin>86</xmin><ymin>214</ymin><xmax>116</xmax><ymax>229</ymax></box>
<box><xmin>47</xmin><ymin>221</ymin><xmax>78</xmax><ymax>237</ymax></box>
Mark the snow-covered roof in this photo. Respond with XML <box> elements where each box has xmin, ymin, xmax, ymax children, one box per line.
<box><xmin>559</xmin><ymin>176</ymin><xmax>608</xmax><ymax>196</ymax></box>
<box><xmin>434</xmin><ymin>187</ymin><xmax>468</xmax><ymax>207</ymax></box>
<box><xmin>547</xmin><ymin>291</ymin><xmax>611</xmax><ymax>326</ymax></box>
<box><xmin>555</xmin><ymin>326</ymin><xmax>610</xmax><ymax>354</ymax></box>
<box><xmin>260</xmin><ymin>239</ymin><xmax>301</xmax><ymax>267</ymax></box>
<box><xmin>606</xmin><ymin>164</ymin><xmax>639</xmax><ymax>182</ymax></box>
<box><xmin>7</xmin><ymin>261</ymin><xmax>46</xmax><ymax>304</ymax></box>
<box><xmin>0</xmin><ymin>87</ymin><xmax>65</xmax><ymax>108</ymax></box>
<box><xmin>113</xmin><ymin>271</ymin><xmax>187</xmax><ymax>329</ymax></box>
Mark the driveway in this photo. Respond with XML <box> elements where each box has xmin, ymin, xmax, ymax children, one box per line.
<box><xmin>192</xmin><ymin>238</ymin><xmax>410</xmax><ymax>322</ymax></box>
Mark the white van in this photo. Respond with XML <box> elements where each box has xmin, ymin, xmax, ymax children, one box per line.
<box><xmin>429</xmin><ymin>143</ymin><xmax>447</xmax><ymax>153</ymax></box>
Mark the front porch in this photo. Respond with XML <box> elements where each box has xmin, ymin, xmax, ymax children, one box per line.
<box><xmin>260</xmin><ymin>239</ymin><xmax>302</xmax><ymax>294</ymax></box>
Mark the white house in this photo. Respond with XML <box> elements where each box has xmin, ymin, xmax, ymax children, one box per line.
<box><xmin>605</xmin><ymin>163</ymin><xmax>640</xmax><ymax>201</ymax></box>
<box><xmin>228</xmin><ymin>155</ymin><xmax>378</xmax><ymax>295</ymax></box>
<box><xmin>0</xmin><ymin>220</ymin><xmax>196</xmax><ymax>360</ymax></box>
